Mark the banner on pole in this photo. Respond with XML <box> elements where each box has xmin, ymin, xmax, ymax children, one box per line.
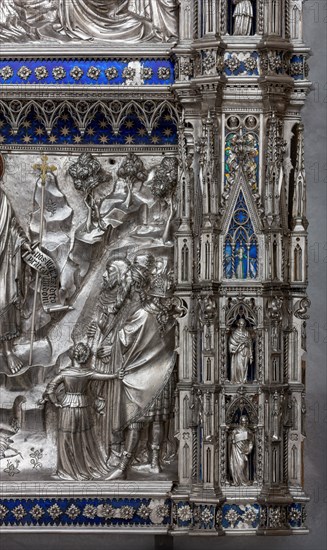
<box><xmin>22</xmin><ymin>244</ymin><xmax>61</xmax><ymax>311</ymax></box>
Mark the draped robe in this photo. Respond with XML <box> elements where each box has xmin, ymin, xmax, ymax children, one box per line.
<box><xmin>56</xmin><ymin>0</ymin><xmax>153</xmax><ymax>41</ymax></box>
<box><xmin>229</xmin><ymin>325</ymin><xmax>253</xmax><ymax>383</ymax></box>
<box><xmin>233</xmin><ymin>0</ymin><xmax>253</xmax><ymax>36</ymax></box>
<box><xmin>149</xmin><ymin>0</ymin><xmax>178</xmax><ymax>40</ymax></box>
<box><xmin>46</xmin><ymin>368</ymin><xmax>109</xmax><ymax>480</ymax></box>
<box><xmin>229</xmin><ymin>426</ymin><xmax>254</xmax><ymax>485</ymax></box>
<box><xmin>112</xmin><ymin>300</ymin><xmax>176</xmax><ymax>433</ymax></box>
<box><xmin>56</xmin><ymin>0</ymin><xmax>178</xmax><ymax>42</ymax></box>
<box><xmin>0</xmin><ymin>0</ymin><xmax>39</xmax><ymax>42</ymax></box>
<box><xmin>0</xmin><ymin>191</ymin><xmax>25</xmax><ymax>342</ymax></box>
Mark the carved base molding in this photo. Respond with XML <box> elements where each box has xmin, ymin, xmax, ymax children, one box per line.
<box><xmin>0</xmin><ymin>494</ymin><xmax>308</xmax><ymax>535</ymax></box>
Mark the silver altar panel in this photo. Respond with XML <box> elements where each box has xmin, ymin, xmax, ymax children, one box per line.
<box><xmin>0</xmin><ymin>0</ymin><xmax>310</xmax><ymax>537</ymax></box>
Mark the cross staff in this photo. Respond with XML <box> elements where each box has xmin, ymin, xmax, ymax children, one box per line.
<box><xmin>29</xmin><ymin>155</ymin><xmax>57</xmax><ymax>366</ymax></box>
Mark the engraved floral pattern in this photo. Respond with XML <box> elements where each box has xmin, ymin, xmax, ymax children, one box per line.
<box><xmin>119</xmin><ymin>505</ymin><xmax>134</xmax><ymax>520</ymax></box>
<box><xmin>70</xmin><ymin>66</ymin><xmax>84</xmax><ymax>81</ymax></box>
<box><xmin>225</xmin><ymin>507</ymin><xmax>239</xmax><ymax>527</ymax></box>
<box><xmin>201</xmin><ymin>507</ymin><xmax>214</xmax><ymax>525</ymax></box>
<box><xmin>141</xmin><ymin>67</ymin><xmax>153</xmax><ymax>80</ymax></box>
<box><xmin>288</xmin><ymin>508</ymin><xmax>302</xmax><ymax>522</ymax></box>
<box><xmin>17</xmin><ymin>66</ymin><xmax>32</xmax><ymax>80</ymax></box>
<box><xmin>12</xmin><ymin>504</ymin><xmax>26</xmax><ymax>520</ymax></box>
<box><xmin>105</xmin><ymin>67</ymin><xmax>119</xmax><ymax>80</ymax></box>
<box><xmin>87</xmin><ymin>66</ymin><xmax>101</xmax><ymax>80</ymax></box>
<box><xmin>47</xmin><ymin>504</ymin><xmax>62</xmax><ymax>520</ymax></box>
<box><xmin>35</xmin><ymin>66</ymin><xmax>49</xmax><ymax>80</ymax></box>
<box><xmin>150</xmin><ymin>502</ymin><xmax>170</xmax><ymax>524</ymax></box>
<box><xmin>97</xmin><ymin>504</ymin><xmax>115</xmax><ymax>519</ymax></box>
<box><xmin>242</xmin><ymin>507</ymin><xmax>257</xmax><ymax>525</ymax></box>
<box><xmin>177</xmin><ymin>504</ymin><xmax>192</xmax><ymax>522</ymax></box>
<box><xmin>52</xmin><ymin>66</ymin><xmax>66</xmax><ymax>80</ymax></box>
<box><xmin>244</xmin><ymin>57</ymin><xmax>257</xmax><ymax>72</ymax></box>
<box><xmin>158</xmin><ymin>67</ymin><xmax>171</xmax><ymax>80</ymax></box>
<box><xmin>289</xmin><ymin>62</ymin><xmax>303</xmax><ymax>76</ymax></box>
<box><xmin>0</xmin><ymin>65</ymin><xmax>13</xmax><ymax>80</ymax></box>
<box><xmin>66</xmin><ymin>504</ymin><xmax>80</xmax><ymax>520</ymax></box>
<box><xmin>30</xmin><ymin>447</ymin><xmax>43</xmax><ymax>469</ymax></box>
<box><xmin>4</xmin><ymin>459</ymin><xmax>20</xmax><ymax>476</ymax></box>
<box><xmin>137</xmin><ymin>504</ymin><xmax>151</xmax><ymax>519</ymax></box>
<box><xmin>0</xmin><ymin>504</ymin><xmax>8</xmax><ymax>520</ymax></box>
<box><xmin>122</xmin><ymin>67</ymin><xmax>136</xmax><ymax>80</ymax></box>
<box><xmin>225</xmin><ymin>56</ymin><xmax>241</xmax><ymax>73</ymax></box>
<box><xmin>83</xmin><ymin>504</ymin><xmax>97</xmax><ymax>519</ymax></box>
<box><xmin>30</xmin><ymin>505</ymin><xmax>44</xmax><ymax>520</ymax></box>
<box><xmin>268</xmin><ymin>56</ymin><xmax>283</xmax><ymax>72</ymax></box>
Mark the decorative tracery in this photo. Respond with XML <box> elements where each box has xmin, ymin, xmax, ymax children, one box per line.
<box><xmin>224</xmin><ymin>191</ymin><xmax>258</xmax><ymax>279</ymax></box>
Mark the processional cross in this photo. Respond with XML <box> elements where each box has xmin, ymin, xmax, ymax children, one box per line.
<box><xmin>33</xmin><ymin>154</ymin><xmax>57</xmax><ymax>186</ymax></box>
<box><xmin>29</xmin><ymin>155</ymin><xmax>57</xmax><ymax>366</ymax></box>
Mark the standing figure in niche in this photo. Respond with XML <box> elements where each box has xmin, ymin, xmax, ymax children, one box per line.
<box><xmin>236</xmin><ymin>245</ymin><xmax>246</xmax><ymax>279</ymax></box>
<box><xmin>40</xmin><ymin>342</ymin><xmax>122</xmax><ymax>481</ymax></box>
<box><xmin>229</xmin><ymin>415</ymin><xmax>254</xmax><ymax>485</ymax></box>
<box><xmin>232</xmin><ymin>0</ymin><xmax>253</xmax><ymax>36</ymax></box>
<box><xmin>229</xmin><ymin>319</ymin><xmax>253</xmax><ymax>383</ymax></box>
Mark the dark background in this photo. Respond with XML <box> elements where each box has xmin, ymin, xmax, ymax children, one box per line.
<box><xmin>1</xmin><ymin>3</ymin><xmax>326</xmax><ymax>549</ymax></box>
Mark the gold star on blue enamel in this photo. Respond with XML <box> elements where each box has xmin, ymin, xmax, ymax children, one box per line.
<box><xmin>125</xmin><ymin>135</ymin><xmax>135</xmax><ymax>144</ymax></box>
<box><xmin>125</xmin><ymin>119</ymin><xmax>134</xmax><ymax>129</ymax></box>
<box><xmin>99</xmin><ymin>134</ymin><xmax>108</xmax><ymax>144</ymax></box>
<box><xmin>151</xmin><ymin>135</ymin><xmax>160</xmax><ymax>144</ymax></box>
<box><xmin>35</xmin><ymin>127</ymin><xmax>45</xmax><ymax>136</ymax></box>
<box><xmin>60</xmin><ymin>126</ymin><xmax>70</xmax><ymax>136</ymax></box>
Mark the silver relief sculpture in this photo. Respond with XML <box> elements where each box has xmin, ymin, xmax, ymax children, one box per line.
<box><xmin>40</xmin><ymin>342</ymin><xmax>119</xmax><ymax>480</ymax></box>
<box><xmin>0</xmin><ymin>0</ymin><xmax>179</xmax><ymax>43</ymax></box>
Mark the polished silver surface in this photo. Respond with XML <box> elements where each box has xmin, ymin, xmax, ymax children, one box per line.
<box><xmin>0</xmin><ymin>0</ymin><xmax>311</xmax><ymax>536</ymax></box>
<box><xmin>0</xmin><ymin>0</ymin><xmax>179</xmax><ymax>44</ymax></box>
